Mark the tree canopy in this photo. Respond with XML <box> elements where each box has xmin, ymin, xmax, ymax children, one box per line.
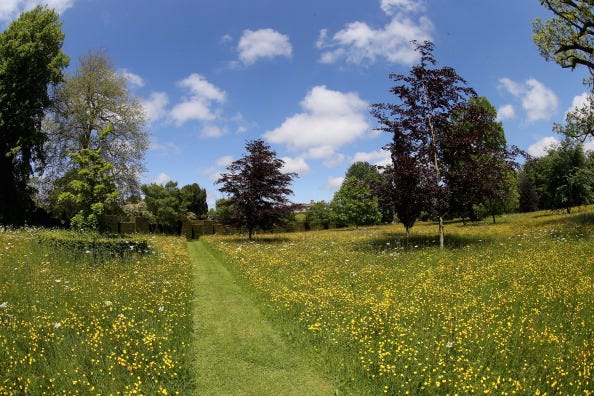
<box><xmin>533</xmin><ymin>0</ymin><xmax>594</xmax><ymax>75</ymax></box>
<box><xmin>371</xmin><ymin>41</ymin><xmax>476</xmax><ymax>247</ymax></box>
<box><xmin>330</xmin><ymin>177</ymin><xmax>381</xmax><ymax>228</ymax></box>
<box><xmin>57</xmin><ymin>126</ymin><xmax>120</xmax><ymax>231</ymax></box>
<box><xmin>42</xmin><ymin>51</ymin><xmax>148</xmax><ymax>205</ymax></box>
<box><xmin>0</xmin><ymin>6</ymin><xmax>69</xmax><ymax>225</ymax></box>
<box><xmin>217</xmin><ymin>139</ymin><xmax>297</xmax><ymax>240</ymax></box>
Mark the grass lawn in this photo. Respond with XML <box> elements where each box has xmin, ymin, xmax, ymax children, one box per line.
<box><xmin>190</xmin><ymin>240</ymin><xmax>334</xmax><ymax>395</ymax></box>
<box><xmin>204</xmin><ymin>208</ymin><xmax>594</xmax><ymax>395</ymax></box>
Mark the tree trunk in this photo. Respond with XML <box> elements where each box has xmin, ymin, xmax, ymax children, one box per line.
<box><xmin>492</xmin><ymin>214</ymin><xmax>496</xmax><ymax>224</ymax></box>
<box><xmin>438</xmin><ymin>216</ymin><xmax>444</xmax><ymax>249</ymax></box>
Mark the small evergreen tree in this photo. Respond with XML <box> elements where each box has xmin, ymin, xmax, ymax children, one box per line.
<box><xmin>57</xmin><ymin>126</ymin><xmax>119</xmax><ymax>231</ymax></box>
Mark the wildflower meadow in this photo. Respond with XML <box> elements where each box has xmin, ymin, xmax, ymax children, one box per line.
<box><xmin>0</xmin><ymin>229</ymin><xmax>193</xmax><ymax>395</ymax></box>
<box><xmin>205</xmin><ymin>208</ymin><xmax>593</xmax><ymax>395</ymax></box>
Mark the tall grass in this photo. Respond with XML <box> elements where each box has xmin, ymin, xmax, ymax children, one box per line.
<box><xmin>0</xmin><ymin>228</ymin><xmax>193</xmax><ymax>395</ymax></box>
<box><xmin>205</xmin><ymin>208</ymin><xmax>594</xmax><ymax>395</ymax></box>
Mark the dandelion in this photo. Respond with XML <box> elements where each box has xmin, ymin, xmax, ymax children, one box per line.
<box><xmin>104</xmin><ymin>300</ymin><xmax>113</xmax><ymax>307</ymax></box>
<box><xmin>53</xmin><ymin>322</ymin><xmax>61</xmax><ymax>329</ymax></box>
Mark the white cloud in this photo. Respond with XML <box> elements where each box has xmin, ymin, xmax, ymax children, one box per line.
<box><xmin>141</xmin><ymin>92</ymin><xmax>168</xmax><ymax>124</ymax></box>
<box><xmin>264</xmin><ymin>86</ymin><xmax>370</xmax><ymax>162</ymax></box>
<box><xmin>353</xmin><ymin>149</ymin><xmax>391</xmax><ymax>167</ymax></box>
<box><xmin>566</xmin><ymin>92</ymin><xmax>591</xmax><ymax>116</ymax></box>
<box><xmin>118</xmin><ymin>68</ymin><xmax>144</xmax><ymax>87</ymax></box>
<box><xmin>498</xmin><ymin>78</ymin><xmax>559</xmax><ymax>122</ymax></box>
<box><xmin>324</xmin><ymin>176</ymin><xmax>344</xmax><ymax>191</ymax></box>
<box><xmin>316</xmin><ymin>2</ymin><xmax>432</xmax><ymax>66</ymax></box>
<box><xmin>1</xmin><ymin>0</ymin><xmax>74</xmax><ymax>21</ymax></box>
<box><xmin>170</xmin><ymin>73</ymin><xmax>226</xmax><ymax>125</ymax></box>
<box><xmin>150</xmin><ymin>138</ymin><xmax>180</xmax><ymax>156</ymax></box>
<box><xmin>201</xmin><ymin>125</ymin><xmax>225</xmax><ymax>138</ymax></box>
<box><xmin>528</xmin><ymin>136</ymin><xmax>560</xmax><ymax>157</ymax></box>
<box><xmin>237</xmin><ymin>28</ymin><xmax>293</xmax><ymax>65</ymax></box>
<box><xmin>381</xmin><ymin>0</ymin><xmax>425</xmax><ymax>15</ymax></box>
<box><xmin>220</xmin><ymin>34</ymin><xmax>233</xmax><ymax>44</ymax></box>
<box><xmin>153</xmin><ymin>172</ymin><xmax>171</xmax><ymax>185</ymax></box>
<box><xmin>179</xmin><ymin>73</ymin><xmax>226</xmax><ymax>102</ymax></box>
<box><xmin>216</xmin><ymin>155</ymin><xmax>234</xmax><ymax>167</ymax></box>
<box><xmin>497</xmin><ymin>104</ymin><xmax>516</xmax><ymax>121</ymax></box>
<box><xmin>281</xmin><ymin>156</ymin><xmax>310</xmax><ymax>175</ymax></box>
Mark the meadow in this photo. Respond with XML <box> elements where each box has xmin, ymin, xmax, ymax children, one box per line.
<box><xmin>0</xmin><ymin>229</ymin><xmax>193</xmax><ymax>395</ymax></box>
<box><xmin>205</xmin><ymin>208</ymin><xmax>594</xmax><ymax>395</ymax></box>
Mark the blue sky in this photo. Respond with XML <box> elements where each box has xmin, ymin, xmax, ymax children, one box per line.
<box><xmin>2</xmin><ymin>0</ymin><xmax>591</xmax><ymax>208</ymax></box>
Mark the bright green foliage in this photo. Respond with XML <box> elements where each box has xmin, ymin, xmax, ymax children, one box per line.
<box><xmin>330</xmin><ymin>177</ymin><xmax>381</xmax><ymax>228</ymax></box>
<box><xmin>524</xmin><ymin>140</ymin><xmax>594</xmax><ymax>213</ymax></box>
<box><xmin>141</xmin><ymin>181</ymin><xmax>184</xmax><ymax>233</ymax></box>
<box><xmin>141</xmin><ymin>181</ymin><xmax>208</xmax><ymax>232</ymax></box>
<box><xmin>0</xmin><ymin>6</ymin><xmax>69</xmax><ymax>224</ymax></box>
<box><xmin>305</xmin><ymin>201</ymin><xmax>331</xmax><ymax>230</ymax></box>
<box><xmin>554</xmin><ymin>91</ymin><xmax>594</xmax><ymax>141</ymax></box>
<box><xmin>57</xmin><ymin>126</ymin><xmax>119</xmax><ymax>231</ymax></box>
<box><xmin>533</xmin><ymin>0</ymin><xmax>594</xmax><ymax>74</ymax></box>
<box><xmin>345</xmin><ymin>161</ymin><xmax>395</xmax><ymax>223</ymax></box>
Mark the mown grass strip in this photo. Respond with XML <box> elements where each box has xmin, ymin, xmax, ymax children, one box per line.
<box><xmin>189</xmin><ymin>240</ymin><xmax>333</xmax><ymax>396</ymax></box>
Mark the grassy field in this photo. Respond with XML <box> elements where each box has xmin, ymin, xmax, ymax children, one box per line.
<box><xmin>0</xmin><ymin>208</ymin><xmax>592</xmax><ymax>395</ymax></box>
<box><xmin>0</xmin><ymin>230</ymin><xmax>193</xmax><ymax>395</ymax></box>
<box><xmin>190</xmin><ymin>240</ymin><xmax>333</xmax><ymax>395</ymax></box>
<box><xmin>204</xmin><ymin>208</ymin><xmax>594</xmax><ymax>395</ymax></box>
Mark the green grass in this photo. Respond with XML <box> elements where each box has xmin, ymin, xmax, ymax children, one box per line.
<box><xmin>189</xmin><ymin>240</ymin><xmax>334</xmax><ymax>395</ymax></box>
<box><xmin>204</xmin><ymin>208</ymin><xmax>594</xmax><ymax>395</ymax></box>
<box><xmin>0</xmin><ymin>229</ymin><xmax>193</xmax><ymax>395</ymax></box>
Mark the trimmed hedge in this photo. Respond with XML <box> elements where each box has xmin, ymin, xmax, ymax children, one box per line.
<box><xmin>38</xmin><ymin>230</ymin><xmax>151</xmax><ymax>262</ymax></box>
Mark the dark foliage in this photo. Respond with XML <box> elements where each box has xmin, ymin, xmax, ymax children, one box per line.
<box><xmin>0</xmin><ymin>7</ymin><xmax>69</xmax><ymax>224</ymax></box>
<box><xmin>217</xmin><ymin>139</ymin><xmax>297</xmax><ymax>240</ymax></box>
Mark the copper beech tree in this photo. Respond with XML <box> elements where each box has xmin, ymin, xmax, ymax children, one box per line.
<box><xmin>217</xmin><ymin>139</ymin><xmax>297</xmax><ymax>240</ymax></box>
<box><xmin>372</xmin><ymin>41</ymin><xmax>519</xmax><ymax>248</ymax></box>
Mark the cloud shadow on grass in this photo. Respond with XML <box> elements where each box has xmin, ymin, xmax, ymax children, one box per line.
<box><xmin>354</xmin><ymin>230</ymin><xmax>494</xmax><ymax>253</ymax></box>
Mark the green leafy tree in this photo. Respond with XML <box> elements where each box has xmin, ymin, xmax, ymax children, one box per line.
<box><xmin>330</xmin><ymin>177</ymin><xmax>381</xmax><ymax>228</ymax></box>
<box><xmin>210</xmin><ymin>198</ymin><xmax>237</xmax><ymax>225</ymax></box>
<box><xmin>42</xmin><ymin>51</ymin><xmax>148</xmax><ymax>206</ymax></box>
<box><xmin>0</xmin><ymin>7</ymin><xmax>69</xmax><ymax>224</ymax></box>
<box><xmin>305</xmin><ymin>201</ymin><xmax>331</xmax><ymax>230</ymax></box>
<box><xmin>524</xmin><ymin>141</ymin><xmax>593</xmax><ymax>213</ymax></box>
<box><xmin>217</xmin><ymin>139</ymin><xmax>297</xmax><ymax>240</ymax></box>
<box><xmin>180</xmin><ymin>183</ymin><xmax>208</xmax><ymax>219</ymax></box>
<box><xmin>518</xmin><ymin>170</ymin><xmax>540</xmax><ymax>212</ymax></box>
<box><xmin>345</xmin><ymin>161</ymin><xmax>394</xmax><ymax>223</ymax></box>
<box><xmin>533</xmin><ymin>0</ymin><xmax>594</xmax><ymax>74</ymax></box>
<box><xmin>554</xmin><ymin>92</ymin><xmax>594</xmax><ymax>142</ymax></box>
<box><xmin>57</xmin><ymin>126</ymin><xmax>120</xmax><ymax>231</ymax></box>
<box><xmin>141</xmin><ymin>181</ymin><xmax>183</xmax><ymax>233</ymax></box>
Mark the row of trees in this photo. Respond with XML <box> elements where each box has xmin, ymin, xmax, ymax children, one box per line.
<box><xmin>1</xmin><ymin>3</ymin><xmax>592</xmax><ymax>241</ymax></box>
<box><xmin>0</xmin><ymin>7</ymin><xmax>156</xmax><ymax>229</ymax></box>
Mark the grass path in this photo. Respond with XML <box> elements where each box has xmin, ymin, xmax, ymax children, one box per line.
<box><xmin>189</xmin><ymin>240</ymin><xmax>334</xmax><ymax>395</ymax></box>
